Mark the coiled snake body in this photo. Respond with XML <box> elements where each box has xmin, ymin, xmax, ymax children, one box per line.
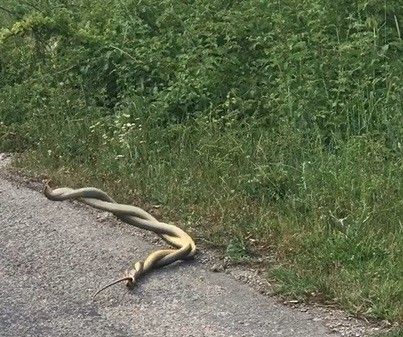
<box><xmin>44</xmin><ymin>184</ymin><xmax>196</xmax><ymax>297</ymax></box>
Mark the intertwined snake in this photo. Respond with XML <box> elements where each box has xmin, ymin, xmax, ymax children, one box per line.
<box><xmin>44</xmin><ymin>184</ymin><xmax>196</xmax><ymax>297</ymax></box>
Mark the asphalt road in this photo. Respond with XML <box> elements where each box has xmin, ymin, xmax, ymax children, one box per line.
<box><xmin>0</xmin><ymin>158</ymin><xmax>348</xmax><ymax>337</ymax></box>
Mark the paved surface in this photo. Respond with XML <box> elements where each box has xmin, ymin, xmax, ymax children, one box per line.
<box><xmin>0</xmin><ymin>160</ymin><xmax>337</xmax><ymax>336</ymax></box>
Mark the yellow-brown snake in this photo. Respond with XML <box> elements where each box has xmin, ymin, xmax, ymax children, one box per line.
<box><xmin>44</xmin><ymin>184</ymin><xmax>196</xmax><ymax>297</ymax></box>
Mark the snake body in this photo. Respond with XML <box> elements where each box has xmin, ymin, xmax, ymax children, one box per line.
<box><xmin>44</xmin><ymin>184</ymin><xmax>196</xmax><ymax>296</ymax></box>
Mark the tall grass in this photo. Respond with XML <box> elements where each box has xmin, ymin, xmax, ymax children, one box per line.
<box><xmin>1</xmin><ymin>0</ymin><xmax>402</xmax><ymax>322</ymax></box>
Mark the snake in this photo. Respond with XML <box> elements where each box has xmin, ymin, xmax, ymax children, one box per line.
<box><xmin>44</xmin><ymin>183</ymin><xmax>196</xmax><ymax>298</ymax></box>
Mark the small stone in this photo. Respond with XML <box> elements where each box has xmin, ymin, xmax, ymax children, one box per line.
<box><xmin>210</xmin><ymin>264</ymin><xmax>224</xmax><ymax>272</ymax></box>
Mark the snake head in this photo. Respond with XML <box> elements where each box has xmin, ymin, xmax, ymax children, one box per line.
<box><xmin>43</xmin><ymin>180</ymin><xmax>59</xmax><ymax>200</ymax></box>
<box><xmin>124</xmin><ymin>269</ymin><xmax>137</xmax><ymax>289</ymax></box>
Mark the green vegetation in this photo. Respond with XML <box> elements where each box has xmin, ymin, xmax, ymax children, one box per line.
<box><xmin>1</xmin><ymin>0</ymin><xmax>402</xmax><ymax>323</ymax></box>
<box><xmin>375</xmin><ymin>328</ymin><xmax>403</xmax><ymax>337</ymax></box>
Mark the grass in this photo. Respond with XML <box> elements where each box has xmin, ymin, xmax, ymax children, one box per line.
<box><xmin>1</xmin><ymin>0</ymin><xmax>402</xmax><ymax>324</ymax></box>
<box><xmin>375</xmin><ymin>328</ymin><xmax>403</xmax><ymax>337</ymax></box>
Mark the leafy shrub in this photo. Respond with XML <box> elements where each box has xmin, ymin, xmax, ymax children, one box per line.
<box><xmin>0</xmin><ymin>0</ymin><xmax>402</xmax><ymax>322</ymax></box>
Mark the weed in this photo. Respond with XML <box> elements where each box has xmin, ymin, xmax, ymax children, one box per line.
<box><xmin>1</xmin><ymin>0</ymin><xmax>402</xmax><ymax>323</ymax></box>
